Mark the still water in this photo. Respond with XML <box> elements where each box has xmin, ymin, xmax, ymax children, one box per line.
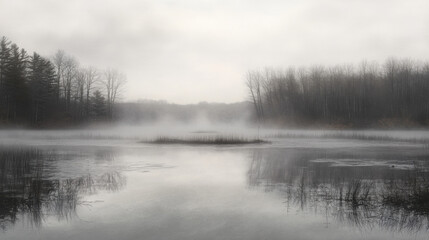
<box><xmin>1</xmin><ymin>130</ymin><xmax>429</xmax><ymax>240</ymax></box>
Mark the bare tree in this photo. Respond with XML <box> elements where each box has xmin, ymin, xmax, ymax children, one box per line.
<box><xmin>246</xmin><ymin>58</ymin><xmax>429</xmax><ymax>127</ymax></box>
<box><xmin>52</xmin><ymin>50</ymin><xmax>65</xmax><ymax>101</ymax></box>
<box><xmin>75</xmin><ymin>69</ymin><xmax>86</xmax><ymax>119</ymax></box>
<box><xmin>246</xmin><ymin>71</ymin><xmax>264</xmax><ymax>124</ymax></box>
<box><xmin>102</xmin><ymin>68</ymin><xmax>126</xmax><ymax>119</ymax></box>
<box><xmin>62</xmin><ymin>56</ymin><xmax>79</xmax><ymax>111</ymax></box>
<box><xmin>84</xmin><ymin>66</ymin><xmax>98</xmax><ymax>118</ymax></box>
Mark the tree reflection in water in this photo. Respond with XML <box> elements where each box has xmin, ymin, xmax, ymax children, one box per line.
<box><xmin>247</xmin><ymin>149</ymin><xmax>429</xmax><ymax>232</ymax></box>
<box><xmin>0</xmin><ymin>148</ymin><xmax>126</xmax><ymax>230</ymax></box>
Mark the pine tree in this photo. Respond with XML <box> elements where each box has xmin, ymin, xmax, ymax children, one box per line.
<box><xmin>4</xmin><ymin>44</ymin><xmax>29</xmax><ymax>121</ymax></box>
<box><xmin>0</xmin><ymin>37</ymin><xmax>11</xmax><ymax>120</ymax></box>
<box><xmin>29</xmin><ymin>53</ymin><xmax>56</xmax><ymax>123</ymax></box>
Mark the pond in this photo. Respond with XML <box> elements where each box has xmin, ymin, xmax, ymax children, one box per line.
<box><xmin>1</xmin><ymin>129</ymin><xmax>429</xmax><ymax>240</ymax></box>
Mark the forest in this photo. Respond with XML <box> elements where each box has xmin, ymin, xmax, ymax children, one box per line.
<box><xmin>0</xmin><ymin>36</ymin><xmax>126</xmax><ymax>127</ymax></box>
<box><xmin>246</xmin><ymin>60</ymin><xmax>429</xmax><ymax>127</ymax></box>
<box><xmin>2</xmin><ymin>35</ymin><xmax>429</xmax><ymax>129</ymax></box>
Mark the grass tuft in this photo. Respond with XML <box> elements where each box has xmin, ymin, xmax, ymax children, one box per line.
<box><xmin>142</xmin><ymin>136</ymin><xmax>269</xmax><ymax>145</ymax></box>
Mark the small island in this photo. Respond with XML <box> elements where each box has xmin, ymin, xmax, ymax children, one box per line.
<box><xmin>143</xmin><ymin>136</ymin><xmax>268</xmax><ymax>145</ymax></box>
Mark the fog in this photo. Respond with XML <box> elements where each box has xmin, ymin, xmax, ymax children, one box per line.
<box><xmin>1</xmin><ymin>1</ymin><xmax>429</xmax><ymax>240</ymax></box>
<box><xmin>1</xmin><ymin>0</ymin><xmax>428</xmax><ymax>103</ymax></box>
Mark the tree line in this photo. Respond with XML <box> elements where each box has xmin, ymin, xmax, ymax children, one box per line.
<box><xmin>246</xmin><ymin>59</ymin><xmax>429</xmax><ymax>127</ymax></box>
<box><xmin>0</xmin><ymin>36</ymin><xmax>126</xmax><ymax>126</ymax></box>
<box><xmin>117</xmin><ymin>100</ymin><xmax>251</xmax><ymax>124</ymax></box>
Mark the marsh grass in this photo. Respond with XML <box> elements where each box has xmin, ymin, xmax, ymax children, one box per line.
<box><xmin>248</xmin><ymin>150</ymin><xmax>429</xmax><ymax>232</ymax></box>
<box><xmin>382</xmin><ymin>176</ymin><xmax>429</xmax><ymax>214</ymax></box>
<box><xmin>143</xmin><ymin>136</ymin><xmax>268</xmax><ymax>145</ymax></box>
<box><xmin>0</xmin><ymin>148</ymin><xmax>126</xmax><ymax>229</ymax></box>
<box><xmin>341</xmin><ymin>180</ymin><xmax>374</xmax><ymax>206</ymax></box>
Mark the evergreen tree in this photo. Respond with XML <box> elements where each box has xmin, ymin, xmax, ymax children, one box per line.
<box><xmin>4</xmin><ymin>44</ymin><xmax>29</xmax><ymax>121</ymax></box>
<box><xmin>0</xmin><ymin>37</ymin><xmax>11</xmax><ymax>120</ymax></box>
<box><xmin>29</xmin><ymin>53</ymin><xmax>56</xmax><ymax>123</ymax></box>
<box><xmin>91</xmin><ymin>90</ymin><xmax>107</xmax><ymax>120</ymax></box>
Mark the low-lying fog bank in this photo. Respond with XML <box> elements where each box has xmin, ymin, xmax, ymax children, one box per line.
<box><xmin>2</xmin><ymin>123</ymin><xmax>429</xmax><ymax>149</ymax></box>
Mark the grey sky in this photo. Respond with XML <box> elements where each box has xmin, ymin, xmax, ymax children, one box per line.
<box><xmin>1</xmin><ymin>0</ymin><xmax>428</xmax><ymax>103</ymax></box>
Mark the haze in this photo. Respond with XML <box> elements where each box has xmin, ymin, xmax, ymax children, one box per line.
<box><xmin>1</xmin><ymin>0</ymin><xmax>428</xmax><ymax>103</ymax></box>
<box><xmin>2</xmin><ymin>1</ymin><xmax>429</xmax><ymax>239</ymax></box>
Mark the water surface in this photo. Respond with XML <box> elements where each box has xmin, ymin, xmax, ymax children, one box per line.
<box><xmin>1</xmin><ymin>130</ymin><xmax>429</xmax><ymax>240</ymax></box>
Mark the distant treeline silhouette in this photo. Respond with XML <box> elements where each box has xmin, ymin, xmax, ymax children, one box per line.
<box><xmin>246</xmin><ymin>59</ymin><xmax>429</xmax><ymax>127</ymax></box>
<box><xmin>0</xmin><ymin>36</ymin><xmax>126</xmax><ymax>126</ymax></box>
<box><xmin>117</xmin><ymin>100</ymin><xmax>251</xmax><ymax>124</ymax></box>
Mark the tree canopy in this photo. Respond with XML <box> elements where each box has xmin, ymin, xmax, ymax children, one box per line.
<box><xmin>0</xmin><ymin>36</ymin><xmax>126</xmax><ymax>127</ymax></box>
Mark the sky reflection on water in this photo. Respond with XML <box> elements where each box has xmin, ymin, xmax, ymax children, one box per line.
<box><xmin>1</xmin><ymin>143</ymin><xmax>429</xmax><ymax>240</ymax></box>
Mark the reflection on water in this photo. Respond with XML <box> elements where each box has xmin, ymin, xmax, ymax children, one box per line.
<box><xmin>2</xmin><ymin>141</ymin><xmax>429</xmax><ymax>240</ymax></box>
<box><xmin>248</xmin><ymin>149</ymin><xmax>429</xmax><ymax>232</ymax></box>
<box><xmin>0</xmin><ymin>148</ymin><xmax>125</xmax><ymax>230</ymax></box>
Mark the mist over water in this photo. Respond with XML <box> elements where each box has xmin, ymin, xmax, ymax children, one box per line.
<box><xmin>1</xmin><ymin>125</ymin><xmax>429</xmax><ymax>240</ymax></box>
<box><xmin>1</xmin><ymin>0</ymin><xmax>429</xmax><ymax>239</ymax></box>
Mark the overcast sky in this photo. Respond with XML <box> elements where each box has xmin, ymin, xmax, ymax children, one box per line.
<box><xmin>1</xmin><ymin>0</ymin><xmax>428</xmax><ymax>103</ymax></box>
